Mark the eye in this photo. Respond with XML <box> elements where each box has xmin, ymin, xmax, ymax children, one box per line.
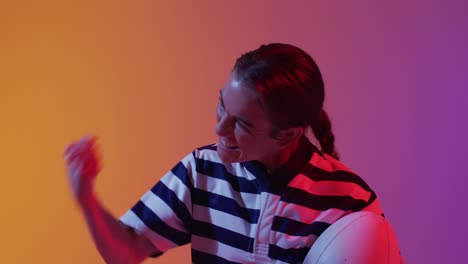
<box><xmin>235</xmin><ymin>120</ymin><xmax>249</xmax><ymax>131</ymax></box>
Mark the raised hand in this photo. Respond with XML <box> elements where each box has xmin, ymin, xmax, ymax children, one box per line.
<box><xmin>64</xmin><ymin>135</ymin><xmax>101</xmax><ymax>204</ymax></box>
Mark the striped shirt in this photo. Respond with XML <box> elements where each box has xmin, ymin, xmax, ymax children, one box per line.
<box><xmin>120</xmin><ymin>139</ymin><xmax>383</xmax><ymax>263</ymax></box>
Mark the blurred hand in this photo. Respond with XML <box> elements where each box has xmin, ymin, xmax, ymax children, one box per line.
<box><xmin>64</xmin><ymin>135</ymin><xmax>101</xmax><ymax>204</ymax></box>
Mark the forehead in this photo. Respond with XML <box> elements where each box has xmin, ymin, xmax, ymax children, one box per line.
<box><xmin>220</xmin><ymin>74</ymin><xmax>271</xmax><ymax>128</ymax></box>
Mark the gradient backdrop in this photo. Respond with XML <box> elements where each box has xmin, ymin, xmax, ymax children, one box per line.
<box><xmin>2</xmin><ymin>0</ymin><xmax>467</xmax><ymax>263</ymax></box>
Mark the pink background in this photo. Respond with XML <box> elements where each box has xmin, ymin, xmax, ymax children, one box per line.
<box><xmin>2</xmin><ymin>1</ymin><xmax>467</xmax><ymax>263</ymax></box>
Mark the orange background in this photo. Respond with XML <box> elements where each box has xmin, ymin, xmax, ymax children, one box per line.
<box><xmin>2</xmin><ymin>1</ymin><xmax>467</xmax><ymax>263</ymax></box>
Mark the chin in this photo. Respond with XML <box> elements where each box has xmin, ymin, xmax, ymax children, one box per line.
<box><xmin>217</xmin><ymin>147</ymin><xmax>243</xmax><ymax>164</ymax></box>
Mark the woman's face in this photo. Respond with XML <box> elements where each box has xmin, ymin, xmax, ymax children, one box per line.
<box><xmin>216</xmin><ymin>73</ymin><xmax>282</xmax><ymax>167</ymax></box>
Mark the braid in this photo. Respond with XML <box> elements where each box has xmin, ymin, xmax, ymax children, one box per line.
<box><xmin>312</xmin><ymin>109</ymin><xmax>340</xmax><ymax>160</ymax></box>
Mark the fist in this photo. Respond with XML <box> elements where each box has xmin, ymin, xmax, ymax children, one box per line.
<box><xmin>64</xmin><ymin>135</ymin><xmax>102</xmax><ymax>201</ymax></box>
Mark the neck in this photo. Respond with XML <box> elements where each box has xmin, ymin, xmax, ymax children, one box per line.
<box><xmin>263</xmin><ymin>139</ymin><xmax>302</xmax><ymax>173</ymax></box>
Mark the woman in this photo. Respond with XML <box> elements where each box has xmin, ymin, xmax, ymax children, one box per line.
<box><xmin>64</xmin><ymin>43</ymin><xmax>383</xmax><ymax>263</ymax></box>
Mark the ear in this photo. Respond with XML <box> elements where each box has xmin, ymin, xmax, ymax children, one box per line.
<box><xmin>275</xmin><ymin>127</ymin><xmax>304</xmax><ymax>148</ymax></box>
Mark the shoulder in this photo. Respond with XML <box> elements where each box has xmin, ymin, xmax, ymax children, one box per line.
<box><xmin>304</xmin><ymin>152</ymin><xmax>373</xmax><ymax>193</ymax></box>
<box><xmin>187</xmin><ymin>143</ymin><xmax>224</xmax><ymax>167</ymax></box>
<box><xmin>187</xmin><ymin>143</ymin><xmax>248</xmax><ymax>178</ymax></box>
<box><xmin>289</xmin><ymin>151</ymin><xmax>380</xmax><ymax>212</ymax></box>
<box><xmin>175</xmin><ymin>143</ymin><xmax>220</xmax><ymax>168</ymax></box>
<box><xmin>309</xmin><ymin>151</ymin><xmax>356</xmax><ymax>176</ymax></box>
<box><xmin>186</xmin><ymin>144</ymin><xmax>257</xmax><ymax>193</ymax></box>
<box><xmin>192</xmin><ymin>143</ymin><xmax>219</xmax><ymax>159</ymax></box>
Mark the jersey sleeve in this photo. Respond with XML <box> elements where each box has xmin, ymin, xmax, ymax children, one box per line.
<box><xmin>119</xmin><ymin>152</ymin><xmax>196</xmax><ymax>255</ymax></box>
<box><xmin>309</xmin><ymin>152</ymin><xmax>384</xmax><ymax>216</ymax></box>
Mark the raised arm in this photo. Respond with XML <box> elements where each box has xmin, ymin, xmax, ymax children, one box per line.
<box><xmin>64</xmin><ymin>136</ymin><xmax>158</xmax><ymax>264</ymax></box>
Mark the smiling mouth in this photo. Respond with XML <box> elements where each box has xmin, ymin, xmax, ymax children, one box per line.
<box><xmin>219</xmin><ymin>139</ymin><xmax>239</xmax><ymax>150</ymax></box>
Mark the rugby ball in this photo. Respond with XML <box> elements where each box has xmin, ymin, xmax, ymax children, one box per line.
<box><xmin>304</xmin><ymin>211</ymin><xmax>402</xmax><ymax>264</ymax></box>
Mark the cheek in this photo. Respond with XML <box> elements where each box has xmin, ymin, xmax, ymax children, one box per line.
<box><xmin>234</xmin><ymin>129</ymin><xmax>256</xmax><ymax>148</ymax></box>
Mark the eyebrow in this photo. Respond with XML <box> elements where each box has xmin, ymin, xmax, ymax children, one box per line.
<box><xmin>219</xmin><ymin>90</ymin><xmax>255</xmax><ymax>129</ymax></box>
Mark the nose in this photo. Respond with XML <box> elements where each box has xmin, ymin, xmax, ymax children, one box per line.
<box><xmin>216</xmin><ymin>114</ymin><xmax>232</xmax><ymax>137</ymax></box>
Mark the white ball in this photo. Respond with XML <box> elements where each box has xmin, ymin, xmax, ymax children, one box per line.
<box><xmin>304</xmin><ymin>211</ymin><xmax>403</xmax><ymax>264</ymax></box>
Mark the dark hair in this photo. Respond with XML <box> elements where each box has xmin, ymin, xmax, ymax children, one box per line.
<box><xmin>233</xmin><ymin>43</ymin><xmax>339</xmax><ymax>160</ymax></box>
